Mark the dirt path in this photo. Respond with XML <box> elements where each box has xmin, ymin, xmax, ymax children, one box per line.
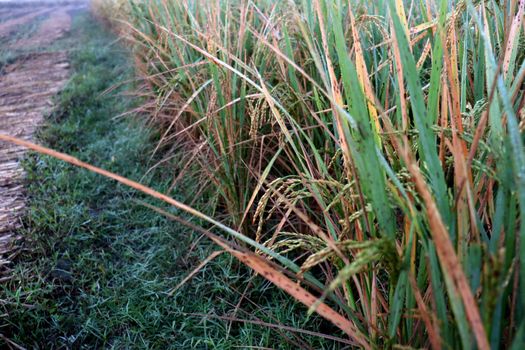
<box><xmin>0</xmin><ymin>4</ymin><xmax>82</xmax><ymax>274</ymax></box>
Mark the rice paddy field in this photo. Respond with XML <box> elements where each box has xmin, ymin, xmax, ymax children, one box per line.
<box><xmin>1</xmin><ymin>0</ymin><xmax>525</xmax><ymax>348</ymax></box>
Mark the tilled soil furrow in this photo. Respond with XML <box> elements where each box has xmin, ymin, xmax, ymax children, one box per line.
<box><xmin>0</xmin><ymin>102</ymin><xmax>51</xmax><ymax>113</ymax></box>
<box><xmin>0</xmin><ymin>88</ymin><xmax>66</xmax><ymax>103</ymax></box>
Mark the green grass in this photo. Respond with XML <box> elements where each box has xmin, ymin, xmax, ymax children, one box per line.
<box><xmin>0</xmin><ymin>13</ymin><xmax>345</xmax><ymax>349</ymax></box>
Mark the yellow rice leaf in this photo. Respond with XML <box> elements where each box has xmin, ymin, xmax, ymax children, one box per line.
<box><xmin>349</xmin><ymin>10</ymin><xmax>381</xmax><ymax>145</ymax></box>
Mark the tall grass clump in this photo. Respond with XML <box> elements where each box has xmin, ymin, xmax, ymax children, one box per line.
<box><xmin>60</xmin><ymin>0</ymin><xmax>525</xmax><ymax>348</ymax></box>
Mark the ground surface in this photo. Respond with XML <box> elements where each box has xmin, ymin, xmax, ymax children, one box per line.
<box><xmin>0</xmin><ymin>2</ymin><xmax>84</xmax><ymax>274</ymax></box>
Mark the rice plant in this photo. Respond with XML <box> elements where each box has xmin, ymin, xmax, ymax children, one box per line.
<box><xmin>4</xmin><ymin>0</ymin><xmax>524</xmax><ymax>348</ymax></box>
